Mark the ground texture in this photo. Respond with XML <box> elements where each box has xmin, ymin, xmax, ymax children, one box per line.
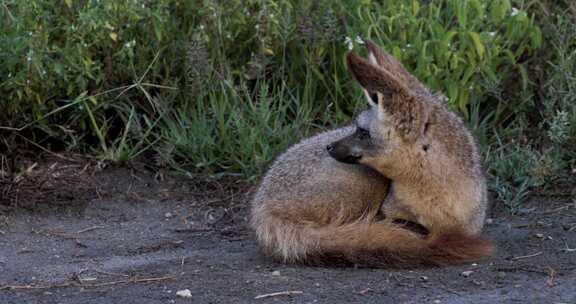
<box><xmin>0</xmin><ymin>159</ymin><xmax>575</xmax><ymax>303</ymax></box>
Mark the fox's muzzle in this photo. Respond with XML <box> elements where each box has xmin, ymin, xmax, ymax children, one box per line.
<box><xmin>326</xmin><ymin>142</ymin><xmax>362</xmax><ymax>164</ymax></box>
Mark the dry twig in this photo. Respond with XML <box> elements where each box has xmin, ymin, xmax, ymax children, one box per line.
<box><xmin>254</xmin><ymin>291</ymin><xmax>303</xmax><ymax>299</ymax></box>
<box><xmin>511</xmin><ymin>251</ymin><xmax>543</xmax><ymax>261</ymax></box>
<box><xmin>0</xmin><ymin>275</ymin><xmax>175</xmax><ymax>290</ymax></box>
<box><xmin>76</xmin><ymin>225</ymin><xmax>106</xmax><ymax>234</ymax></box>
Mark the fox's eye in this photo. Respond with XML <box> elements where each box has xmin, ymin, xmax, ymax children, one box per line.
<box><xmin>357</xmin><ymin>127</ymin><xmax>371</xmax><ymax>140</ymax></box>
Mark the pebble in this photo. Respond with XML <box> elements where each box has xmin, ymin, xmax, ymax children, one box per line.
<box><xmin>176</xmin><ymin>289</ymin><xmax>192</xmax><ymax>299</ymax></box>
<box><xmin>497</xmin><ymin>271</ymin><xmax>506</xmax><ymax>279</ymax></box>
<box><xmin>461</xmin><ymin>271</ymin><xmax>474</xmax><ymax>277</ymax></box>
<box><xmin>165</xmin><ymin>212</ymin><xmax>173</xmax><ymax>218</ymax></box>
<box><xmin>271</xmin><ymin>270</ymin><xmax>281</xmax><ymax>276</ymax></box>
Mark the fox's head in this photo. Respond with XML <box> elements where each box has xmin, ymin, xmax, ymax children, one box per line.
<box><xmin>327</xmin><ymin>41</ymin><xmax>479</xmax><ymax>180</ymax></box>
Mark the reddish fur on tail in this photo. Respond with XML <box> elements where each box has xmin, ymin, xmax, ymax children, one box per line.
<box><xmin>305</xmin><ymin>230</ymin><xmax>494</xmax><ymax>268</ymax></box>
<box><xmin>254</xmin><ymin>214</ymin><xmax>494</xmax><ymax>268</ymax></box>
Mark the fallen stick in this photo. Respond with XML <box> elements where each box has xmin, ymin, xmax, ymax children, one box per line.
<box><xmin>86</xmin><ymin>276</ymin><xmax>175</xmax><ymax>287</ymax></box>
<box><xmin>511</xmin><ymin>251</ymin><xmax>542</xmax><ymax>261</ymax></box>
<box><xmin>562</xmin><ymin>241</ymin><xmax>576</xmax><ymax>252</ymax></box>
<box><xmin>254</xmin><ymin>291</ymin><xmax>304</xmax><ymax>299</ymax></box>
<box><xmin>0</xmin><ymin>275</ymin><xmax>175</xmax><ymax>290</ymax></box>
<box><xmin>76</xmin><ymin>225</ymin><xmax>106</xmax><ymax>234</ymax></box>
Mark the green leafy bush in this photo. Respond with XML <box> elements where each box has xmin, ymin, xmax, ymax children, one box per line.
<box><xmin>0</xmin><ymin>0</ymin><xmax>552</xmax><ymax>187</ymax></box>
<box><xmin>350</xmin><ymin>0</ymin><xmax>542</xmax><ymax>118</ymax></box>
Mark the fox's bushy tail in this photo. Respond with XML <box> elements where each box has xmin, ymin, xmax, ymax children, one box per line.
<box><xmin>253</xmin><ymin>214</ymin><xmax>493</xmax><ymax>268</ymax></box>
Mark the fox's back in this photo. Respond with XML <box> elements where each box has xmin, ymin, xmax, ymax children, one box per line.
<box><xmin>252</xmin><ymin>126</ymin><xmax>389</xmax><ymax>225</ymax></box>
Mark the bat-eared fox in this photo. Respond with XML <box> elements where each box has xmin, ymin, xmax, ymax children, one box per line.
<box><xmin>250</xmin><ymin>41</ymin><xmax>493</xmax><ymax>267</ymax></box>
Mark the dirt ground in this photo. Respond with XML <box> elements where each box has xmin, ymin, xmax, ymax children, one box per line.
<box><xmin>0</xmin><ymin>159</ymin><xmax>575</xmax><ymax>304</ymax></box>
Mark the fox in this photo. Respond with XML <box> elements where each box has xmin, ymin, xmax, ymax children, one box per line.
<box><xmin>250</xmin><ymin>41</ymin><xmax>493</xmax><ymax>267</ymax></box>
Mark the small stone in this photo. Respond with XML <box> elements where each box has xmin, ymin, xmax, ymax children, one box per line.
<box><xmin>315</xmin><ymin>283</ymin><xmax>321</xmax><ymax>287</ymax></box>
<box><xmin>486</xmin><ymin>218</ymin><xmax>493</xmax><ymax>224</ymax></box>
<box><xmin>165</xmin><ymin>212</ymin><xmax>173</xmax><ymax>218</ymax></box>
<box><xmin>176</xmin><ymin>289</ymin><xmax>192</xmax><ymax>299</ymax></box>
<box><xmin>471</xmin><ymin>263</ymin><xmax>478</xmax><ymax>267</ymax></box>
<box><xmin>433</xmin><ymin>300</ymin><xmax>441</xmax><ymax>304</ymax></box>
<box><xmin>535</xmin><ymin>233</ymin><xmax>544</xmax><ymax>238</ymax></box>
<box><xmin>497</xmin><ymin>272</ymin><xmax>506</xmax><ymax>279</ymax></box>
<box><xmin>420</xmin><ymin>276</ymin><xmax>429</xmax><ymax>281</ymax></box>
<box><xmin>461</xmin><ymin>271</ymin><xmax>474</xmax><ymax>277</ymax></box>
<box><xmin>271</xmin><ymin>270</ymin><xmax>281</xmax><ymax>276</ymax></box>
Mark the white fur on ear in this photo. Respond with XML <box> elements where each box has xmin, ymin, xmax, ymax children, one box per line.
<box><xmin>377</xmin><ymin>102</ymin><xmax>388</xmax><ymax>121</ymax></box>
<box><xmin>363</xmin><ymin>90</ymin><xmax>387</xmax><ymax>120</ymax></box>
<box><xmin>367</xmin><ymin>52</ymin><xmax>378</xmax><ymax>66</ymax></box>
<box><xmin>363</xmin><ymin>89</ymin><xmax>378</xmax><ymax>107</ymax></box>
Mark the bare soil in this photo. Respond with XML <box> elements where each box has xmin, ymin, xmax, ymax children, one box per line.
<box><xmin>0</xmin><ymin>159</ymin><xmax>575</xmax><ymax>303</ymax></box>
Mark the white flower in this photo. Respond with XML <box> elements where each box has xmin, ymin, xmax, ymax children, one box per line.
<box><xmin>511</xmin><ymin>7</ymin><xmax>519</xmax><ymax>16</ymax></box>
<box><xmin>355</xmin><ymin>36</ymin><xmax>364</xmax><ymax>45</ymax></box>
<box><xmin>199</xmin><ymin>25</ymin><xmax>205</xmax><ymax>31</ymax></box>
<box><xmin>344</xmin><ymin>36</ymin><xmax>353</xmax><ymax>50</ymax></box>
<box><xmin>489</xmin><ymin>32</ymin><xmax>496</xmax><ymax>37</ymax></box>
<box><xmin>124</xmin><ymin>40</ymin><xmax>136</xmax><ymax>48</ymax></box>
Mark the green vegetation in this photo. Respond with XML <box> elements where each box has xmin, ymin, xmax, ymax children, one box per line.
<box><xmin>1</xmin><ymin>0</ymin><xmax>575</xmax><ymax>210</ymax></box>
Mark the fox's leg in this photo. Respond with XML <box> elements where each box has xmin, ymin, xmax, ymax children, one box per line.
<box><xmin>382</xmin><ymin>202</ymin><xmax>416</xmax><ymax>222</ymax></box>
<box><xmin>381</xmin><ymin>200</ymin><xmax>429</xmax><ymax>236</ymax></box>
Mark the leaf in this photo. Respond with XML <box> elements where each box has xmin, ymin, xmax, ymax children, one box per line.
<box><xmin>411</xmin><ymin>0</ymin><xmax>420</xmax><ymax>16</ymax></box>
<box><xmin>490</xmin><ymin>0</ymin><xmax>510</xmax><ymax>22</ymax></box>
<box><xmin>109</xmin><ymin>32</ymin><xmax>118</xmax><ymax>41</ymax></box>
<box><xmin>456</xmin><ymin>1</ymin><xmax>467</xmax><ymax>28</ymax></box>
<box><xmin>65</xmin><ymin>0</ymin><xmax>73</xmax><ymax>9</ymax></box>
<box><xmin>104</xmin><ymin>22</ymin><xmax>115</xmax><ymax>31</ymax></box>
<box><xmin>530</xmin><ymin>26</ymin><xmax>542</xmax><ymax>49</ymax></box>
<box><xmin>262</xmin><ymin>47</ymin><xmax>274</xmax><ymax>55</ymax></box>
<box><xmin>447</xmin><ymin>83</ymin><xmax>459</xmax><ymax>104</ymax></box>
<box><xmin>517</xmin><ymin>64</ymin><xmax>528</xmax><ymax>90</ymax></box>
<box><xmin>468</xmin><ymin>32</ymin><xmax>485</xmax><ymax>60</ymax></box>
<box><xmin>458</xmin><ymin>88</ymin><xmax>469</xmax><ymax>119</ymax></box>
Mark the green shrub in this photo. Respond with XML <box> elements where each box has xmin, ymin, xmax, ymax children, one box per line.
<box><xmin>349</xmin><ymin>0</ymin><xmax>542</xmax><ymax>118</ymax></box>
<box><xmin>0</xmin><ymin>0</ymin><xmax>550</xmax><ymax>188</ymax></box>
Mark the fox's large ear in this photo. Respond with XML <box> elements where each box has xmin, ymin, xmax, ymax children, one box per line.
<box><xmin>347</xmin><ymin>52</ymin><xmax>428</xmax><ymax>142</ymax></box>
<box><xmin>364</xmin><ymin>40</ymin><xmax>427</xmax><ymax>93</ymax></box>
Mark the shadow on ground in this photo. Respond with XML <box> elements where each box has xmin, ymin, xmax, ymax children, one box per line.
<box><xmin>0</xmin><ymin>160</ymin><xmax>575</xmax><ymax>304</ymax></box>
